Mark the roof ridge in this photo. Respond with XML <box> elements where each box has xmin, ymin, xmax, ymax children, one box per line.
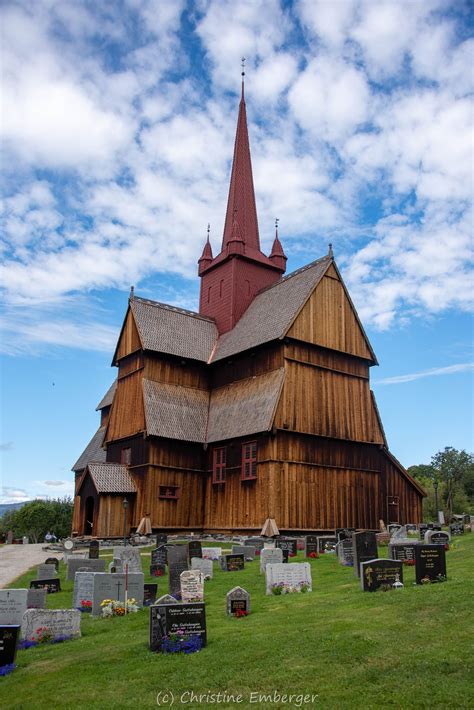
<box><xmin>133</xmin><ymin>296</ymin><xmax>216</xmax><ymax>324</ymax></box>
<box><xmin>256</xmin><ymin>254</ymin><xmax>331</xmax><ymax>296</ymax></box>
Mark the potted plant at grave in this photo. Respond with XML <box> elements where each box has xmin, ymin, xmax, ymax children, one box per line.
<box><xmin>271</xmin><ymin>582</ymin><xmax>285</xmax><ymax>595</ymax></box>
<box><xmin>234</xmin><ymin>609</ymin><xmax>249</xmax><ymax>618</ymax></box>
<box><xmin>79</xmin><ymin>599</ymin><xmax>92</xmax><ymax>612</ymax></box>
<box><xmin>100</xmin><ymin>598</ymin><xmax>139</xmax><ymax>617</ymax></box>
<box><xmin>299</xmin><ymin>582</ymin><xmax>310</xmax><ymax>593</ymax></box>
<box><xmin>308</xmin><ymin>551</ymin><xmax>318</xmax><ymax>559</ymax></box>
<box><xmin>161</xmin><ymin>628</ymin><xmax>202</xmax><ymax>654</ymax></box>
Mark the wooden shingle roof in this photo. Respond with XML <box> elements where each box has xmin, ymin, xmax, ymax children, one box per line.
<box><xmin>85</xmin><ymin>463</ymin><xmax>136</xmax><ymax>494</ymax></box>
<box><xmin>95</xmin><ymin>380</ymin><xmax>117</xmax><ymax>411</ymax></box>
<box><xmin>211</xmin><ymin>256</ymin><xmax>331</xmax><ymax>362</ymax></box>
<box><xmin>72</xmin><ymin>426</ymin><xmax>106</xmax><ymax>472</ymax></box>
<box><xmin>131</xmin><ymin>298</ymin><xmax>218</xmax><ymax>363</ymax></box>
<box><xmin>142</xmin><ymin>369</ymin><xmax>285</xmax><ymax>444</ymax></box>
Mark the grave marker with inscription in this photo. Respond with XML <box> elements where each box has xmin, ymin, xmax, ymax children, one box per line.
<box><xmin>265</xmin><ymin>562</ymin><xmax>312</xmax><ymax>595</ymax></box>
<box><xmin>415</xmin><ymin>545</ymin><xmax>447</xmax><ymax>584</ymax></box>
<box><xmin>143</xmin><ymin>584</ymin><xmax>158</xmax><ymax>606</ymax></box>
<box><xmin>30</xmin><ymin>578</ymin><xmax>61</xmax><ymax>594</ymax></box>
<box><xmin>337</xmin><ymin>539</ymin><xmax>354</xmax><ymax>566</ymax></box>
<box><xmin>37</xmin><ymin>564</ymin><xmax>58</xmax><ymax>580</ymax></box>
<box><xmin>150</xmin><ymin>602</ymin><xmax>207</xmax><ymax>652</ymax></box>
<box><xmin>113</xmin><ymin>547</ymin><xmax>143</xmax><ymax>574</ymax></box>
<box><xmin>226</xmin><ymin>586</ymin><xmax>250</xmax><ymax>615</ymax></box>
<box><xmin>0</xmin><ymin>625</ymin><xmax>20</xmax><ymax>667</ymax></box>
<box><xmin>317</xmin><ymin>536</ymin><xmax>337</xmax><ymax>553</ymax></box>
<box><xmin>73</xmin><ymin>572</ymin><xmax>97</xmax><ymax>610</ymax></box>
<box><xmin>89</xmin><ymin>540</ymin><xmax>100</xmax><ymax>559</ymax></box>
<box><xmin>187</xmin><ymin>541</ymin><xmax>202</xmax><ymax>561</ymax></box>
<box><xmin>259</xmin><ymin>548</ymin><xmax>283</xmax><ymax>573</ymax></box>
<box><xmin>360</xmin><ymin>559</ymin><xmax>404</xmax><ymax>592</ymax></box>
<box><xmin>388</xmin><ymin>543</ymin><xmax>417</xmax><ymax>562</ymax></box>
<box><xmin>275</xmin><ymin>538</ymin><xmax>298</xmax><ymax>557</ymax></box>
<box><xmin>231</xmin><ymin>545</ymin><xmax>256</xmax><ymax>560</ymax></box>
<box><xmin>66</xmin><ymin>557</ymin><xmax>105</xmax><ymax>581</ymax></box>
<box><xmin>304</xmin><ymin>535</ymin><xmax>319</xmax><ymax>557</ymax></box>
<box><xmin>0</xmin><ymin>590</ymin><xmax>28</xmax><ymax>626</ymax></box>
<box><xmin>201</xmin><ymin>547</ymin><xmax>222</xmax><ymax>561</ymax></box>
<box><xmin>352</xmin><ymin>531</ymin><xmax>378</xmax><ymax>577</ymax></box>
<box><xmin>21</xmin><ymin>609</ymin><xmax>81</xmax><ymax>641</ymax></box>
<box><xmin>191</xmin><ymin>557</ymin><xmax>213</xmax><ymax>579</ymax></box>
<box><xmin>167</xmin><ymin>545</ymin><xmax>189</xmax><ymax>600</ymax></box>
<box><xmin>220</xmin><ymin>554</ymin><xmax>245</xmax><ymax>572</ymax></box>
<box><xmin>91</xmin><ymin>573</ymin><xmax>144</xmax><ymax>615</ymax></box>
<box><xmin>27</xmin><ymin>588</ymin><xmax>47</xmax><ymax>610</ymax></box>
<box><xmin>180</xmin><ymin>570</ymin><xmax>204</xmax><ymax>603</ymax></box>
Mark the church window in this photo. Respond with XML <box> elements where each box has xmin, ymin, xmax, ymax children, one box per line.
<box><xmin>121</xmin><ymin>448</ymin><xmax>131</xmax><ymax>465</ymax></box>
<box><xmin>241</xmin><ymin>441</ymin><xmax>257</xmax><ymax>480</ymax></box>
<box><xmin>159</xmin><ymin>486</ymin><xmax>180</xmax><ymax>499</ymax></box>
<box><xmin>212</xmin><ymin>447</ymin><xmax>226</xmax><ymax>483</ymax></box>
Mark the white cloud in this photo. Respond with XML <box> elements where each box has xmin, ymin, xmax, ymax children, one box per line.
<box><xmin>374</xmin><ymin>363</ymin><xmax>474</xmax><ymax>385</ymax></box>
<box><xmin>0</xmin><ymin>487</ymin><xmax>30</xmax><ymax>504</ymax></box>
<box><xmin>0</xmin><ymin>442</ymin><xmax>14</xmax><ymax>452</ymax></box>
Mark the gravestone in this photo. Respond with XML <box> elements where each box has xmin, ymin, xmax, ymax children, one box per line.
<box><xmin>167</xmin><ymin>545</ymin><xmax>189</xmax><ymax>600</ymax></box>
<box><xmin>388</xmin><ymin>543</ymin><xmax>417</xmax><ymax>562</ymax></box>
<box><xmin>220</xmin><ymin>554</ymin><xmax>245</xmax><ymax>572</ymax></box>
<box><xmin>425</xmin><ymin>530</ymin><xmax>450</xmax><ymax>546</ymax></box>
<box><xmin>187</xmin><ymin>540</ymin><xmax>202</xmax><ymax>561</ymax></box>
<box><xmin>388</xmin><ymin>524</ymin><xmax>402</xmax><ymax>535</ymax></box>
<box><xmin>37</xmin><ymin>564</ymin><xmax>58</xmax><ymax>580</ymax></box>
<box><xmin>449</xmin><ymin>522</ymin><xmax>464</xmax><ymax>536</ymax></box>
<box><xmin>150</xmin><ymin>602</ymin><xmax>207</xmax><ymax>652</ymax></box>
<box><xmin>154</xmin><ymin>594</ymin><xmax>177</xmax><ymax>605</ymax></box>
<box><xmin>143</xmin><ymin>584</ymin><xmax>158</xmax><ymax>606</ymax></box>
<box><xmin>44</xmin><ymin>557</ymin><xmax>59</xmax><ymax>571</ymax></box>
<box><xmin>0</xmin><ymin>590</ymin><xmax>28</xmax><ymax>626</ymax></box>
<box><xmin>405</xmin><ymin>524</ymin><xmax>418</xmax><ymax>535</ymax></box>
<box><xmin>226</xmin><ymin>586</ymin><xmax>250</xmax><ymax>615</ymax></box>
<box><xmin>415</xmin><ymin>545</ymin><xmax>447</xmax><ymax>584</ymax></box>
<box><xmin>191</xmin><ymin>557</ymin><xmax>213</xmax><ymax>579</ymax></box>
<box><xmin>180</xmin><ymin>570</ymin><xmax>204</xmax><ymax>603</ymax></box>
<box><xmin>201</xmin><ymin>547</ymin><xmax>222</xmax><ymax>561</ymax></box>
<box><xmin>337</xmin><ymin>539</ymin><xmax>354</xmax><ymax>566</ymax></box>
<box><xmin>150</xmin><ymin>546</ymin><xmax>167</xmax><ymax>577</ymax></box>
<box><xmin>335</xmin><ymin>528</ymin><xmax>356</xmax><ymax>542</ymax></box>
<box><xmin>30</xmin><ymin>578</ymin><xmax>61</xmax><ymax>594</ymax></box>
<box><xmin>89</xmin><ymin>540</ymin><xmax>100</xmax><ymax>559</ymax></box>
<box><xmin>27</xmin><ymin>588</ymin><xmax>47</xmax><ymax>610</ymax></box>
<box><xmin>418</xmin><ymin>524</ymin><xmax>428</xmax><ymax>540</ymax></box>
<box><xmin>109</xmin><ymin>558</ymin><xmax>123</xmax><ymax>574</ymax></box>
<box><xmin>275</xmin><ymin>538</ymin><xmax>298</xmax><ymax>557</ymax></box>
<box><xmin>304</xmin><ymin>535</ymin><xmax>319</xmax><ymax>557</ymax></box>
<box><xmin>231</xmin><ymin>545</ymin><xmax>256</xmax><ymax>561</ymax></box>
<box><xmin>265</xmin><ymin>562</ymin><xmax>312</xmax><ymax>595</ymax></box>
<box><xmin>317</xmin><ymin>536</ymin><xmax>337</xmax><ymax>553</ymax></box>
<box><xmin>63</xmin><ymin>538</ymin><xmax>75</xmax><ymax>552</ymax></box>
<box><xmin>245</xmin><ymin>537</ymin><xmax>266</xmax><ymax>554</ymax></box>
<box><xmin>156</xmin><ymin>533</ymin><xmax>168</xmax><ymax>545</ymax></box>
<box><xmin>21</xmin><ymin>609</ymin><xmax>81</xmax><ymax>641</ymax></box>
<box><xmin>360</xmin><ymin>559</ymin><xmax>404</xmax><ymax>592</ymax></box>
<box><xmin>352</xmin><ymin>531</ymin><xmax>378</xmax><ymax>577</ymax></box>
<box><xmin>260</xmin><ymin>548</ymin><xmax>283</xmax><ymax>573</ymax></box>
<box><xmin>73</xmin><ymin>572</ymin><xmax>97</xmax><ymax>610</ymax></box>
<box><xmin>66</xmin><ymin>557</ymin><xmax>105</xmax><ymax>581</ymax></box>
<box><xmin>113</xmin><ymin>547</ymin><xmax>143</xmax><ymax>574</ymax></box>
<box><xmin>91</xmin><ymin>573</ymin><xmax>145</xmax><ymax>615</ymax></box>
<box><xmin>0</xmin><ymin>626</ymin><xmax>20</xmax><ymax>667</ymax></box>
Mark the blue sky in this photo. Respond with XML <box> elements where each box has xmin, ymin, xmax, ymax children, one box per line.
<box><xmin>1</xmin><ymin>0</ymin><xmax>473</xmax><ymax>504</ymax></box>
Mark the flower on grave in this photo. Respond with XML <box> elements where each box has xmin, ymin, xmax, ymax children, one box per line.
<box><xmin>161</xmin><ymin>629</ymin><xmax>202</xmax><ymax>655</ymax></box>
<box><xmin>299</xmin><ymin>582</ymin><xmax>310</xmax><ymax>593</ymax></box>
<box><xmin>79</xmin><ymin>599</ymin><xmax>92</xmax><ymax>611</ymax></box>
<box><xmin>421</xmin><ymin>576</ymin><xmax>431</xmax><ymax>584</ymax></box>
<box><xmin>234</xmin><ymin>609</ymin><xmax>249</xmax><ymax>618</ymax></box>
<box><xmin>403</xmin><ymin>560</ymin><xmax>416</xmax><ymax>566</ymax></box>
<box><xmin>33</xmin><ymin>627</ymin><xmax>53</xmax><ymax>644</ymax></box>
<box><xmin>308</xmin><ymin>552</ymin><xmax>318</xmax><ymax>559</ymax></box>
<box><xmin>0</xmin><ymin>663</ymin><xmax>15</xmax><ymax>677</ymax></box>
<box><xmin>101</xmin><ymin>598</ymin><xmax>139</xmax><ymax>617</ymax></box>
<box><xmin>271</xmin><ymin>583</ymin><xmax>284</xmax><ymax>595</ymax></box>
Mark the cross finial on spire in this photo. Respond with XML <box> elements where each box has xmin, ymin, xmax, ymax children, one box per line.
<box><xmin>328</xmin><ymin>243</ymin><xmax>334</xmax><ymax>257</ymax></box>
<box><xmin>207</xmin><ymin>223</ymin><xmax>210</xmax><ymax>239</ymax></box>
<box><xmin>241</xmin><ymin>57</ymin><xmax>246</xmax><ymax>98</ymax></box>
<box><xmin>129</xmin><ymin>285</ymin><xmax>135</xmax><ymax>301</ymax></box>
<box><xmin>275</xmin><ymin>217</ymin><xmax>279</xmax><ymax>232</ymax></box>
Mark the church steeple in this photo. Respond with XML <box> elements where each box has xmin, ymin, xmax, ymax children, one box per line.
<box><xmin>198</xmin><ymin>65</ymin><xmax>286</xmax><ymax>334</ymax></box>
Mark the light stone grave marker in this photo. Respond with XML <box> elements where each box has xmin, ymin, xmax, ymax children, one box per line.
<box><xmin>92</xmin><ymin>573</ymin><xmax>144</xmax><ymax>615</ymax></box>
<box><xmin>265</xmin><ymin>562</ymin><xmax>312</xmax><ymax>595</ymax></box>
<box><xmin>180</xmin><ymin>570</ymin><xmax>204</xmax><ymax>603</ymax></box>
<box><xmin>112</xmin><ymin>547</ymin><xmax>143</xmax><ymax>574</ymax></box>
<box><xmin>66</xmin><ymin>557</ymin><xmax>105</xmax><ymax>581</ymax></box>
<box><xmin>21</xmin><ymin>609</ymin><xmax>81</xmax><ymax>640</ymax></box>
<box><xmin>191</xmin><ymin>557</ymin><xmax>213</xmax><ymax>579</ymax></box>
<box><xmin>0</xmin><ymin>589</ymin><xmax>28</xmax><ymax>625</ymax></box>
<box><xmin>259</xmin><ymin>547</ymin><xmax>283</xmax><ymax>573</ymax></box>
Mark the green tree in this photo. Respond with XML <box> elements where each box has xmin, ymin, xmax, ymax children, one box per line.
<box><xmin>0</xmin><ymin>498</ymin><xmax>73</xmax><ymax>542</ymax></box>
<box><xmin>431</xmin><ymin>447</ymin><xmax>474</xmax><ymax>521</ymax></box>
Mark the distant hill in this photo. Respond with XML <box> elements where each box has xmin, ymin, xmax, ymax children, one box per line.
<box><xmin>0</xmin><ymin>501</ymin><xmax>31</xmax><ymax>518</ymax></box>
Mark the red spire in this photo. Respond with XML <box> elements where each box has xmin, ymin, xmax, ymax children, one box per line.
<box><xmin>198</xmin><ymin>224</ymin><xmax>213</xmax><ymax>275</ymax></box>
<box><xmin>221</xmin><ymin>74</ymin><xmax>260</xmax><ymax>253</ymax></box>
<box><xmin>269</xmin><ymin>218</ymin><xmax>287</xmax><ymax>270</ymax></box>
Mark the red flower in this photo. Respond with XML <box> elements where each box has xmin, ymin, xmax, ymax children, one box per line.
<box><xmin>308</xmin><ymin>552</ymin><xmax>318</xmax><ymax>559</ymax></box>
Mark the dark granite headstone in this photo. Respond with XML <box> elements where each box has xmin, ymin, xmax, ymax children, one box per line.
<box><xmin>335</xmin><ymin>528</ymin><xmax>356</xmax><ymax>542</ymax></box>
<box><xmin>226</xmin><ymin>586</ymin><xmax>250</xmax><ymax>615</ymax></box>
<box><xmin>304</xmin><ymin>535</ymin><xmax>319</xmax><ymax>557</ymax></box>
<box><xmin>449</xmin><ymin>522</ymin><xmax>464</xmax><ymax>536</ymax></box>
<box><xmin>187</xmin><ymin>540</ymin><xmax>202</xmax><ymax>561</ymax></box>
<box><xmin>352</xmin><ymin>531</ymin><xmax>378</xmax><ymax>577</ymax></box>
<box><xmin>388</xmin><ymin>543</ymin><xmax>417</xmax><ymax>562</ymax></box>
<box><xmin>89</xmin><ymin>540</ymin><xmax>100</xmax><ymax>559</ymax></box>
<box><xmin>405</xmin><ymin>524</ymin><xmax>417</xmax><ymax>534</ymax></box>
<box><xmin>156</xmin><ymin>533</ymin><xmax>168</xmax><ymax>545</ymax></box>
<box><xmin>150</xmin><ymin>602</ymin><xmax>206</xmax><ymax>651</ymax></box>
<box><xmin>0</xmin><ymin>625</ymin><xmax>20</xmax><ymax>667</ymax></box>
<box><xmin>418</xmin><ymin>523</ymin><xmax>428</xmax><ymax>540</ymax></box>
<box><xmin>361</xmin><ymin>559</ymin><xmax>404</xmax><ymax>592</ymax></box>
<box><xmin>44</xmin><ymin>557</ymin><xmax>59</xmax><ymax>571</ymax></box>
<box><xmin>144</xmin><ymin>584</ymin><xmax>158</xmax><ymax>607</ymax></box>
<box><xmin>415</xmin><ymin>545</ymin><xmax>447</xmax><ymax>584</ymax></box>
<box><xmin>245</xmin><ymin>537</ymin><xmax>266</xmax><ymax>554</ymax></box>
<box><xmin>30</xmin><ymin>578</ymin><xmax>61</xmax><ymax>594</ymax></box>
<box><xmin>388</xmin><ymin>524</ymin><xmax>402</xmax><ymax>535</ymax></box>
<box><xmin>220</xmin><ymin>554</ymin><xmax>245</xmax><ymax>571</ymax></box>
<box><xmin>425</xmin><ymin>531</ymin><xmax>450</xmax><ymax>546</ymax></box>
<box><xmin>150</xmin><ymin>546</ymin><xmax>167</xmax><ymax>577</ymax></box>
<box><xmin>167</xmin><ymin>545</ymin><xmax>188</xmax><ymax>600</ymax></box>
<box><xmin>275</xmin><ymin>538</ymin><xmax>297</xmax><ymax>557</ymax></box>
<box><xmin>317</xmin><ymin>536</ymin><xmax>337</xmax><ymax>553</ymax></box>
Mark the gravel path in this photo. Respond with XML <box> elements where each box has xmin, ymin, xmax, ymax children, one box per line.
<box><xmin>0</xmin><ymin>544</ymin><xmax>62</xmax><ymax>588</ymax></box>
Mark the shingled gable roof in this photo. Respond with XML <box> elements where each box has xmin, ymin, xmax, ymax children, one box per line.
<box><xmin>211</xmin><ymin>255</ymin><xmax>332</xmax><ymax>362</ymax></box>
<box><xmin>142</xmin><ymin>369</ymin><xmax>284</xmax><ymax>444</ymax></box>
<box><xmin>81</xmin><ymin>462</ymin><xmax>137</xmax><ymax>494</ymax></box>
<box><xmin>113</xmin><ymin>297</ymin><xmax>218</xmax><ymax>364</ymax></box>
<box><xmin>72</xmin><ymin>426</ymin><xmax>106</xmax><ymax>472</ymax></box>
<box><xmin>95</xmin><ymin>380</ymin><xmax>117</xmax><ymax>411</ymax></box>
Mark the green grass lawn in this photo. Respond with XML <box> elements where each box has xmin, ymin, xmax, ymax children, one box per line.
<box><xmin>1</xmin><ymin>537</ymin><xmax>474</xmax><ymax>709</ymax></box>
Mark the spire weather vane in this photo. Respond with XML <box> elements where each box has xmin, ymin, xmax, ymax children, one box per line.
<box><xmin>241</xmin><ymin>57</ymin><xmax>246</xmax><ymax>76</ymax></box>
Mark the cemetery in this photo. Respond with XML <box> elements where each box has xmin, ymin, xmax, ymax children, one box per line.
<box><xmin>0</xmin><ymin>531</ymin><xmax>472</xmax><ymax>708</ymax></box>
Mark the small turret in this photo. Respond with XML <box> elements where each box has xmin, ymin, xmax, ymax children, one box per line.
<box><xmin>269</xmin><ymin>219</ymin><xmax>287</xmax><ymax>272</ymax></box>
<box><xmin>198</xmin><ymin>224</ymin><xmax>214</xmax><ymax>275</ymax></box>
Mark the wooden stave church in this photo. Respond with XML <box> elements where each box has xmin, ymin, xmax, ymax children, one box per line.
<box><xmin>72</xmin><ymin>80</ymin><xmax>425</xmax><ymax>538</ymax></box>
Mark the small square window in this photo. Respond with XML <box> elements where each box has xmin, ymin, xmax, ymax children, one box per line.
<box><xmin>213</xmin><ymin>447</ymin><xmax>226</xmax><ymax>484</ymax></box>
<box><xmin>241</xmin><ymin>441</ymin><xmax>257</xmax><ymax>481</ymax></box>
<box><xmin>159</xmin><ymin>486</ymin><xmax>180</xmax><ymax>499</ymax></box>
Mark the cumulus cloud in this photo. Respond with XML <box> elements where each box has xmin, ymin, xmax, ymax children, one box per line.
<box><xmin>0</xmin><ymin>0</ymin><xmax>472</xmax><ymax>349</ymax></box>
